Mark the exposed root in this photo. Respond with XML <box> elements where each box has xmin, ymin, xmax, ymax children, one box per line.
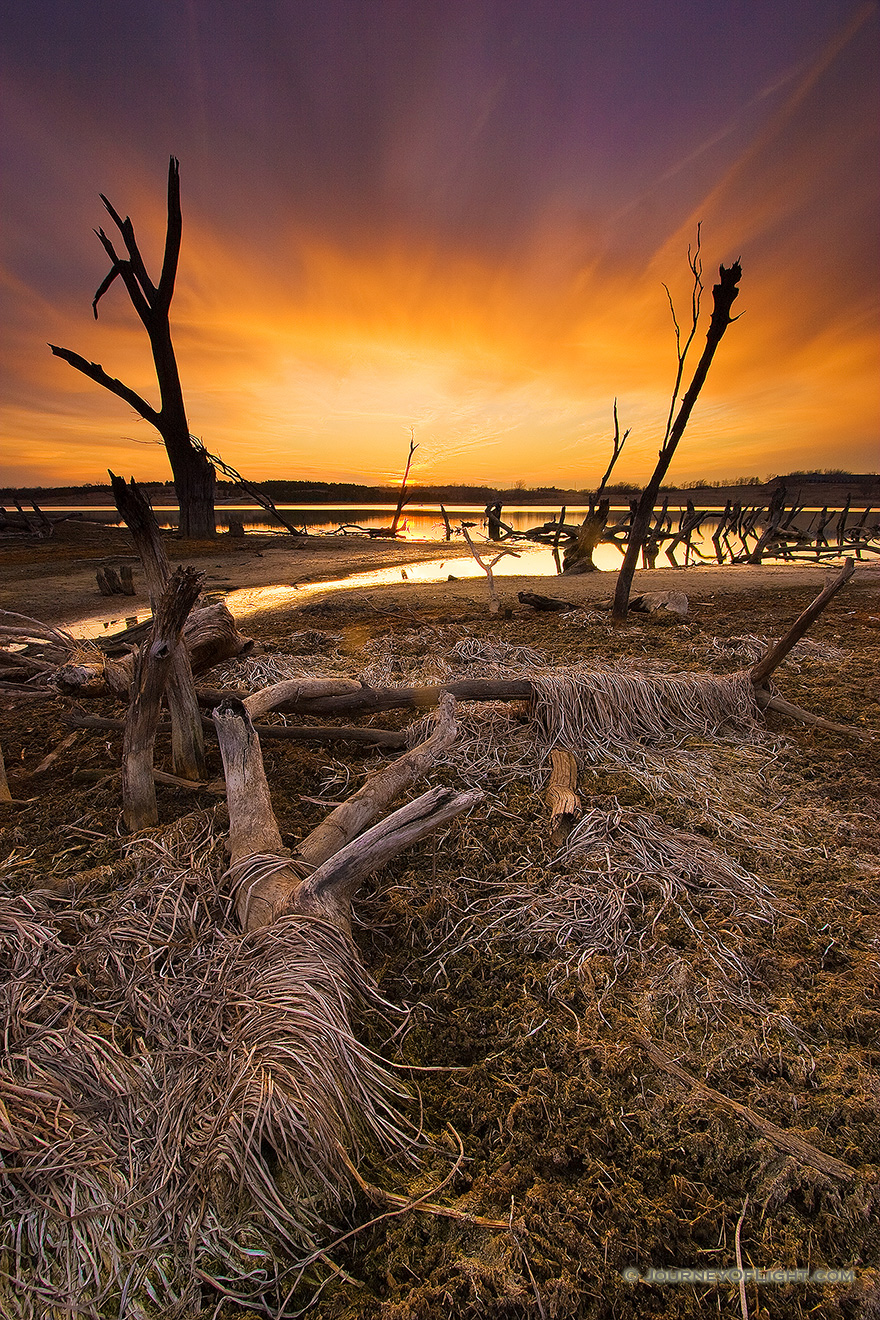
<box><xmin>0</xmin><ymin>812</ymin><xmax>417</xmax><ymax>1317</ymax></box>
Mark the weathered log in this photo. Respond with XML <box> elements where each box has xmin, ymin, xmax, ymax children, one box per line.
<box><xmin>51</xmin><ymin>604</ymin><xmax>249</xmax><ymax>697</ymax></box>
<box><xmin>641</xmin><ymin>1036</ymin><xmax>856</xmax><ymax>1182</ymax></box>
<box><xmin>122</xmin><ymin>566</ymin><xmax>204</xmax><ymax>830</ymax></box>
<box><xmin>0</xmin><ymin>741</ymin><xmax>10</xmax><ymax>802</ymax></box>
<box><xmin>69</xmin><ymin>710</ymin><xmax>407</xmax><ymax>749</ymax></box>
<box><xmin>750</xmin><ymin>558</ymin><xmax>854</xmax><ymax>686</ymax></box>
<box><xmin>755</xmin><ymin>688</ymin><xmax>874</xmax><ymax>742</ymax></box>
<box><xmin>199</xmin><ymin>676</ymin><xmax>535</xmax><ymax>719</ymax></box>
<box><xmin>545</xmin><ymin>749</ymin><xmax>580</xmax><ymax>847</ymax></box>
<box><xmin>183</xmin><ymin>602</ymin><xmax>253</xmax><ymax>672</ymax></box>
<box><xmin>629</xmin><ymin>590</ymin><xmax>689</xmax><ymax>617</ymax></box>
<box><xmin>518</xmin><ymin>592</ymin><xmax>579</xmax><ymax>613</ymax></box>
<box><xmin>242</xmin><ymin>677</ymin><xmax>362</xmax><ymax>720</ymax></box>
<box><xmin>0</xmin><ymin>611</ymin><xmax>74</xmax><ymax>648</ymax></box>
<box><xmin>293</xmin><ymin>786</ymin><xmax>482</xmax><ymax>930</ymax></box>
<box><xmin>294</xmin><ymin>692</ymin><xmax>459</xmax><ymax>871</ymax></box>
<box><xmin>213</xmin><ymin>692</ymin><xmax>464</xmax><ymax>931</ymax></box>
<box><xmin>111</xmin><ymin>473</ymin><xmax>206</xmax><ymax>779</ymax></box>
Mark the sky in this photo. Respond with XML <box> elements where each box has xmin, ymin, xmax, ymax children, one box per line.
<box><xmin>1</xmin><ymin>0</ymin><xmax>878</xmax><ymax>491</ymax></box>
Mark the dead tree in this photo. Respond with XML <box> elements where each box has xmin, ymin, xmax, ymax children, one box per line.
<box><xmin>564</xmin><ymin>400</ymin><xmax>630</xmax><ymax>574</ymax></box>
<box><xmin>110</xmin><ymin>473</ymin><xmax>206</xmax><ymax>779</ymax></box>
<box><xmin>49</xmin><ymin>158</ymin><xmax>216</xmax><ymax>539</ymax></box>
<box><xmin>390</xmin><ymin>432</ymin><xmax>418</xmax><ymax>536</ymax></box>
<box><xmin>612</xmin><ymin>233</ymin><xmax>742</xmax><ymax>622</ymax></box>
<box><xmin>123</xmin><ymin>566</ymin><xmax>204</xmax><ymax>829</ymax></box>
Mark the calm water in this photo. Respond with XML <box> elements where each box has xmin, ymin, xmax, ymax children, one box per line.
<box><xmin>50</xmin><ymin>500</ymin><xmax>871</xmax><ymax>637</ymax></box>
<box><xmin>48</xmin><ymin>501</ymin><xmax>870</xmax><ymax>577</ymax></box>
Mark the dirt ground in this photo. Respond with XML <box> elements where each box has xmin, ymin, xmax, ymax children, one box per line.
<box><xmin>1</xmin><ymin>528</ymin><xmax>879</xmax><ymax>1318</ymax></box>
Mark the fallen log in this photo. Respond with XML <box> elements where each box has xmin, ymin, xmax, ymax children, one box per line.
<box><xmin>755</xmin><ymin>689</ymin><xmax>874</xmax><ymax>742</ymax></box>
<box><xmin>214</xmin><ymin>692</ymin><xmax>476</xmax><ymax>932</ymax></box>
<box><xmin>199</xmin><ymin>677</ymin><xmax>535</xmax><ymax>719</ymax></box>
<box><xmin>518</xmin><ymin>591</ymin><xmax>580</xmax><ymax>613</ymax></box>
<box><xmin>640</xmin><ymin>1036</ymin><xmax>857</xmax><ymax>1182</ymax></box>
<box><xmin>68</xmin><ymin>710</ymin><xmax>408</xmax><ymax>748</ymax></box>
<box><xmin>51</xmin><ymin>603</ymin><xmax>250</xmax><ymax>696</ymax></box>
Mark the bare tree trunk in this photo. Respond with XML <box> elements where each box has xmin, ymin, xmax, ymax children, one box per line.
<box><xmin>110</xmin><ymin>473</ymin><xmax>206</xmax><ymax>779</ymax></box>
<box><xmin>612</xmin><ymin>253</ymin><xmax>742</xmax><ymax>624</ymax></box>
<box><xmin>122</xmin><ymin>567</ymin><xmax>204</xmax><ymax>830</ymax></box>
<box><xmin>49</xmin><ymin>158</ymin><xmax>216</xmax><ymax>539</ymax></box>
<box><xmin>563</xmin><ymin>499</ymin><xmax>609</xmax><ymax>574</ymax></box>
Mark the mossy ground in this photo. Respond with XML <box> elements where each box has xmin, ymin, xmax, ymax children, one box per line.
<box><xmin>1</xmin><ymin>579</ymin><xmax>878</xmax><ymax>1318</ymax></box>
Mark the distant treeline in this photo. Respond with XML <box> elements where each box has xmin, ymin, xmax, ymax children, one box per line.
<box><xmin>4</xmin><ymin>470</ymin><xmax>878</xmax><ymax>506</ymax></box>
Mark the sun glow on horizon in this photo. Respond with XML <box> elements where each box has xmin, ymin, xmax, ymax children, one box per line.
<box><xmin>1</xmin><ymin>4</ymin><xmax>877</xmax><ymax>490</ymax></box>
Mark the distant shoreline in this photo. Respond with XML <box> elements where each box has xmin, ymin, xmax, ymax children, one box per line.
<box><xmin>3</xmin><ymin>474</ymin><xmax>879</xmax><ymax>510</ymax></box>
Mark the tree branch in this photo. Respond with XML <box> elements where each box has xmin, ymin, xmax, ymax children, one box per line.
<box><xmin>750</xmin><ymin>558</ymin><xmax>855</xmax><ymax>686</ymax></box>
<box><xmin>100</xmin><ymin>194</ymin><xmax>157</xmax><ymax>304</ymax></box>
<box><xmin>48</xmin><ymin>345</ymin><xmax>160</xmax><ymax>425</ymax></box>
<box><xmin>156</xmin><ymin>157</ymin><xmax>182</xmax><ymax>313</ymax></box>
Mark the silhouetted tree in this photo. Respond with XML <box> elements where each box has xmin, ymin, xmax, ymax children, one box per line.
<box><xmin>50</xmin><ymin>158</ymin><xmax>216</xmax><ymax>538</ymax></box>
<box><xmin>612</xmin><ymin>232</ymin><xmax>742</xmax><ymax>622</ymax></box>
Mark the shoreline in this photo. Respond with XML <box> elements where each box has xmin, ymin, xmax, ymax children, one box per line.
<box><xmin>2</xmin><ymin>521</ymin><xmax>876</xmax><ymax>633</ymax></box>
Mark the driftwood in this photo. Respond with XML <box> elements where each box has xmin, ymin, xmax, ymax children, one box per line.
<box><xmin>518</xmin><ymin>592</ymin><xmax>580</xmax><ymax>613</ymax></box>
<box><xmin>69</xmin><ymin>710</ymin><xmax>407</xmax><ymax>749</ymax></box>
<box><xmin>545</xmin><ymin>749</ymin><xmax>580</xmax><ymax>846</ymax></box>
<box><xmin>640</xmin><ymin>1037</ymin><xmax>857</xmax><ymax>1182</ymax></box>
<box><xmin>213</xmin><ymin>691</ymin><xmax>476</xmax><ymax>932</ymax></box>
<box><xmin>751</xmin><ymin>558</ymin><xmax>854</xmax><ymax>686</ymax></box>
<box><xmin>50</xmin><ymin>603</ymin><xmax>251</xmax><ymax>698</ymax></box>
<box><xmin>755</xmin><ymin>689</ymin><xmax>873</xmax><ymax>743</ymax></box>
<box><xmin>111</xmin><ymin>473</ymin><xmax>206</xmax><ymax>779</ymax></box>
<box><xmin>198</xmin><ymin>677</ymin><xmax>535</xmax><ymax>719</ymax></box>
<box><xmin>122</xmin><ymin>566</ymin><xmax>204</xmax><ymax>830</ymax></box>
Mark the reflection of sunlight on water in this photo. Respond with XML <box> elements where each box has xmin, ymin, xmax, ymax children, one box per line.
<box><xmin>223</xmin><ymin>544</ymin><xmax>585</xmax><ymax>619</ymax></box>
<box><xmin>60</xmin><ymin>543</ymin><xmax>613</xmax><ymax>637</ymax></box>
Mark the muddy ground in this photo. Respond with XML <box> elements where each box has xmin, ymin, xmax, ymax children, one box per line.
<box><xmin>1</xmin><ymin>529</ymin><xmax>879</xmax><ymax>1318</ymax></box>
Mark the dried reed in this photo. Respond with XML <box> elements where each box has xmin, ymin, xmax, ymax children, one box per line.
<box><xmin>0</xmin><ymin>811</ymin><xmax>416</xmax><ymax>1317</ymax></box>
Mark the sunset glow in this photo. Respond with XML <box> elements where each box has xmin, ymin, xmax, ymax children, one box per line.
<box><xmin>1</xmin><ymin>1</ymin><xmax>878</xmax><ymax>490</ymax></box>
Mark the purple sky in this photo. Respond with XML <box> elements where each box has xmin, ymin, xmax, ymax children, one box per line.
<box><xmin>2</xmin><ymin>0</ymin><xmax>878</xmax><ymax>488</ymax></box>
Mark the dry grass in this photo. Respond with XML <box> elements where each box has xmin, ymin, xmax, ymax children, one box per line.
<box><xmin>1</xmin><ymin>587</ymin><xmax>878</xmax><ymax>1317</ymax></box>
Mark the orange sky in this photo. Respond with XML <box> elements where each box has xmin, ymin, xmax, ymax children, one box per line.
<box><xmin>1</xmin><ymin>1</ymin><xmax>877</xmax><ymax>490</ymax></box>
